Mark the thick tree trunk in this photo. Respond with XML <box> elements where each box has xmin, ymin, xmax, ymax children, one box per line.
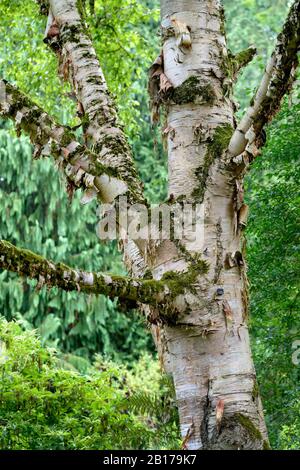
<box><xmin>152</xmin><ymin>0</ymin><xmax>269</xmax><ymax>449</ymax></box>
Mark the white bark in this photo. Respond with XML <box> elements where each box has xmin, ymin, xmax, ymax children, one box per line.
<box><xmin>47</xmin><ymin>0</ymin><xmax>145</xmax><ymax>206</ymax></box>
<box><xmin>155</xmin><ymin>0</ymin><xmax>269</xmax><ymax>449</ymax></box>
<box><xmin>0</xmin><ymin>80</ymin><xmax>128</xmax><ymax>202</ymax></box>
<box><xmin>228</xmin><ymin>0</ymin><xmax>300</xmax><ymax>163</ymax></box>
<box><xmin>0</xmin><ymin>239</ymin><xmax>186</xmax><ymax>307</ymax></box>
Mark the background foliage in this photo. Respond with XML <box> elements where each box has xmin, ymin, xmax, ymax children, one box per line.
<box><xmin>0</xmin><ymin>318</ymin><xmax>180</xmax><ymax>449</ymax></box>
<box><xmin>0</xmin><ymin>0</ymin><xmax>299</xmax><ymax>449</ymax></box>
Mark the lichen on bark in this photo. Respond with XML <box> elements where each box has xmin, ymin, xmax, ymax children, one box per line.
<box><xmin>192</xmin><ymin>123</ymin><xmax>234</xmax><ymax>202</ymax></box>
<box><xmin>170</xmin><ymin>77</ymin><xmax>216</xmax><ymax>105</ymax></box>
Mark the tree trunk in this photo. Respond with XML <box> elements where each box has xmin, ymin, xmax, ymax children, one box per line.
<box><xmin>151</xmin><ymin>0</ymin><xmax>269</xmax><ymax>449</ymax></box>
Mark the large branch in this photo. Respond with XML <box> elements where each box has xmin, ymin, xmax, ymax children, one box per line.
<box><xmin>38</xmin><ymin>0</ymin><xmax>146</xmax><ymax>206</ymax></box>
<box><xmin>0</xmin><ymin>239</ymin><xmax>183</xmax><ymax>311</ymax></box>
<box><xmin>227</xmin><ymin>0</ymin><xmax>300</xmax><ymax>163</ymax></box>
<box><xmin>0</xmin><ymin>80</ymin><xmax>128</xmax><ymax>203</ymax></box>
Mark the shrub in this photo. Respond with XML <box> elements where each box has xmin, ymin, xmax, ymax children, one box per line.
<box><xmin>0</xmin><ymin>318</ymin><xmax>180</xmax><ymax>449</ymax></box>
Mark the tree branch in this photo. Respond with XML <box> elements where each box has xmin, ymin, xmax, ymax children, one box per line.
<box><xmin>0</xmin><ymin>80</ymin><xmax>131</xmax><ymax>203</ymax></box>
<box><xmin>0</xmin><ymin>239</ymin><xmax>180</xmax><ymax>310</ymax></box>
<box><xmin>38</xmin><ymin>0</ymin><xmax>146</xmax><ymax>206</ymax></box>
<box><xmin>231</xmin><ymin>46</ymin><xmax>257</xmax><ymax>82</ymax></box>
<box><xmin>227</xmin><ymin>0</ymin><xmax>300</xmax><ymax>164</ymax></box>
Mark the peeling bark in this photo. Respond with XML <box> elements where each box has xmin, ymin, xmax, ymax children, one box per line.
<box><xmin>0</xmin><ymin>80</ymin><xmax>128</xmax><ymax>203</ymax></box>
<box><xmin>41</xmin><ymin>0</ymin><xmax>146</xmax><ymax>206</ymax></box>
<box><xmin>39</xmin><ymin>0</ymin><xmax>151</xmax><ymax>267</ymax></box>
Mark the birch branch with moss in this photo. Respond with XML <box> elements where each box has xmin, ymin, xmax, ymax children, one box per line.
<box><xmin>0</xmin><ymin>80</ymin><xmax>133</xmax><ymax>204</ymax></box>
<box><xmin>227</xmin><ymin>0</ymin><xmax>300</xmax><ymax>163</ymax></box>
<box><xmin>37</xmin><ymin>0</ymin><xmax>146</xmax><ymax>206</ymax></box>
<box><xmin>0</xmin><ymin>240</ymin><xmax>208</xmax><ymax>319</ymax></box>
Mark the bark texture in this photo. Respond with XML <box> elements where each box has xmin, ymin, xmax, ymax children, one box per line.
<box><xmin>0</xmin><ymin>80</ymin><xmax>128</xmax><ymax>202</ymax></box>
<box><xmin>150</xmin><ymin>0</ymin><xmax>268</xmax><ymax>450</ymax></box>
<box><xmin>43</xmin><ymin>0</ymin><xmax>146</xmax><ymax>206</ymax></box>
<box><xmin>228</xmin><ymin>0</ymin><xmax>300</xmax><ymax>164</ymax></box>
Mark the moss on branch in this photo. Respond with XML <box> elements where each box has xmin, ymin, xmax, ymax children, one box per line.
<box><xmin>253</xmin><ymin>0</ymin><xmax>300</xmax><ymax>135</ymax></box>
<box><xmin>0</xmin><ymin>240</ymin><xmax>208</xmax><ymax>322</ymax></box>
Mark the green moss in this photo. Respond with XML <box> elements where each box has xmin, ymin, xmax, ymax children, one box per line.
<box><xmin>60</xmin><ymin>129</ymin><xmax>76</xmax><ymax>148</ymax></box>
<box><xmin>142</xmin><ymin>269</ymin><xmax>153</xmax><ymax>280</ymax></box>
<box><xmin>222</xmin><ymin>47</ymin><xmax>256</xmax><ymax>83</ymax></box>
<box><xmin>263</xmin><ymin>440</ymin><xmax>271</xmax><ymax>450</ymax></box>
<box><xmin>161</xmin><ymin>270</ymin><xmax>179</xmax><ymax>281</ymax></box>
<box><xmin>171</xmin><ymin>77</ymin><xmax>215</xmax><ymax>105</ymax></box>
<box><xmin>235</xmin><ymin>413</ymin><xmax>262</xmax><ymax>441</ymax></box>
<box><xmin>234</xmin><ymin>48</ymin><xmax>256</xmax><ymax>69</ymax></box>
<box><xmin>92</xmin><ymin>161</ymin><xmax>119</xmax><ymax>178</ymax></box>
<box><xmin>99</xmin><ymin>133</ymin><xmax>127</xmax><ymax>155</ymax></box>
<box><xmin>220</xmin><ymin>51</ymin><xmax>234</xmax><ymax>82</ymax></box>
<box><xmin>192</xmin><ymin>123</ymin><xmax>233</xmax><ymax>202</ymax></box>
<box><xmin>184</xmin><ymin>256</ymin><xmax>209</xmax><ymax>280</ymax></box>
<box><xmin>219</xmin><ymin>5</ymin><xmax>226</xmax><ymax>37</ymax></box>
<box><xmin>252</xmin><ymin>380</ymin><xmax>259</xmax><ymax>400</ymax></box>
<box><xmin>0</xmin><ymin>238</ymin><xmax>208</xmax><ymax>325</ymax></box>
<box><xmin>207</xmin><ymin>124</ymin><xmax>233</xmax><ymax>158</ymax></box>
<box><xmin>76</xmin><ymin>0</ymin><xmax>87</xmax><ymax>20</ymax></box>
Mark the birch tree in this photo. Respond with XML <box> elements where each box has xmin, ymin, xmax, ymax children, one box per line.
<box><xmin>0</xmin><ymin>0</ymin><xmax>299</xmax><ymax>450</ymax></box>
